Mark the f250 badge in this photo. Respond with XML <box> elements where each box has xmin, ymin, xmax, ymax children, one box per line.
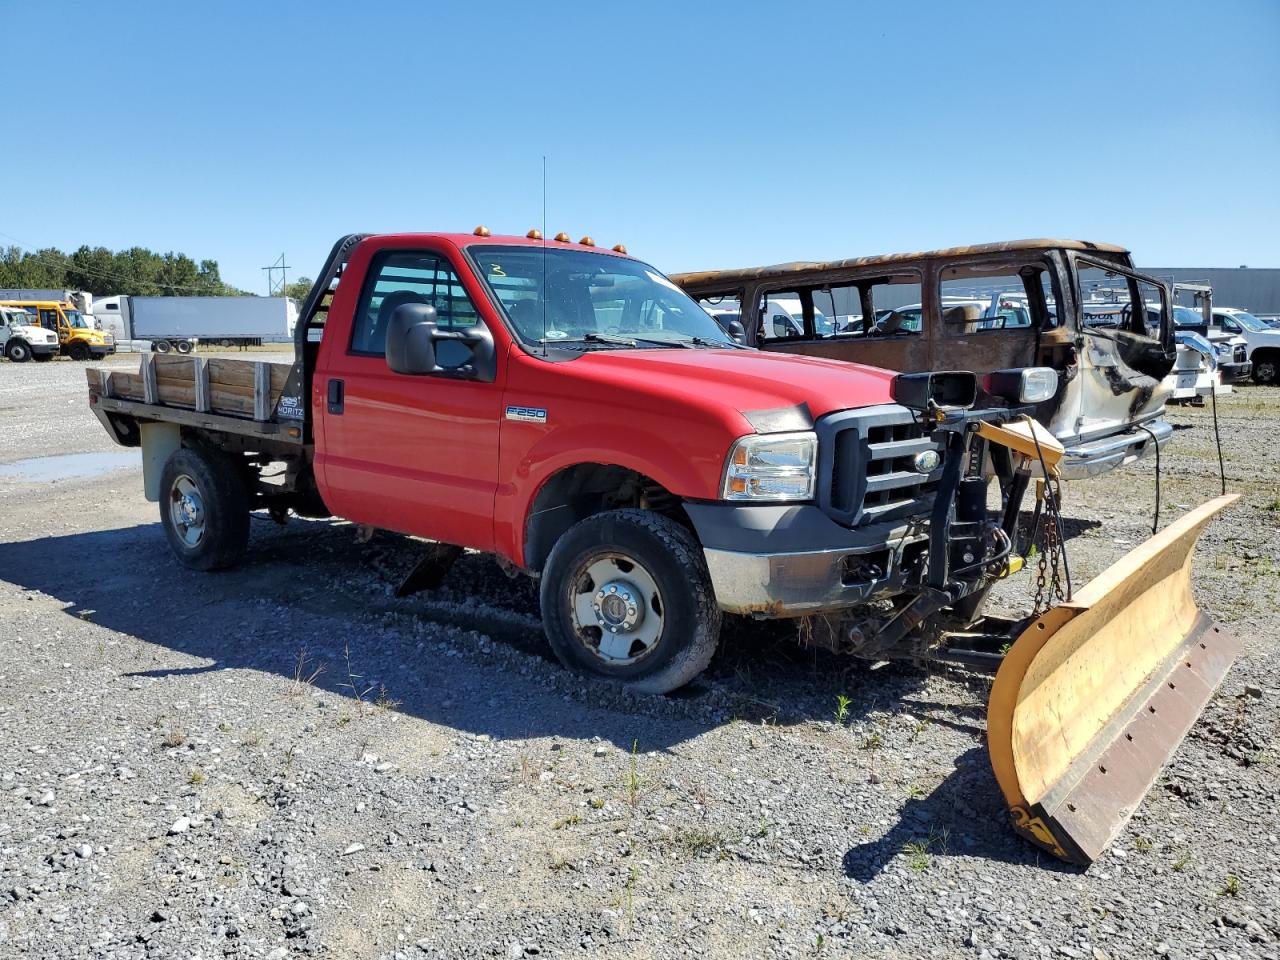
<box><xmin>505</xmin><ymin>405</ymin><xmax>548</xmax><ymax>424</ymax></box>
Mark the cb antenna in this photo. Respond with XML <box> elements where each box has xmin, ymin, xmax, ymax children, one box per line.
<box><xmin>541</xmin><ymin>155</ymin><xmax>548</xmax><ymax>356</ymax></box>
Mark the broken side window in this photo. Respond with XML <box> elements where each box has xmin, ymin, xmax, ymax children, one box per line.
<box><xmin>937</xmin><ymin>261</ymin><xmax>1057</xmax><ymax>335</ymax></box>
<box><xmin>805</xmin><ymin>272</ymin><xmax>924</xmax><ymax>339</ymax></box>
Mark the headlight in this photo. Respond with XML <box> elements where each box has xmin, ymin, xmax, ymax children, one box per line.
<box><xmin>984</xmin><ymin>366</ymin><xmax>1059</xmax><ymax>404</ymax></box>
<box><xmin>722</xmin><ymin>431</ymin><xmax>817</xmax><ymax>501</ymax></box>
<box><xmin>1214</xmin><ymin>341</ymin><xmax>1232</xmax><ymax>358</ymax></box>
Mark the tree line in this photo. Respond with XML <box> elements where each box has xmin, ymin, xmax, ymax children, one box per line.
<box><xmin>0</xmin><ymin>244</ymin><xmax>249</xmax><ymax>297</ymax></box>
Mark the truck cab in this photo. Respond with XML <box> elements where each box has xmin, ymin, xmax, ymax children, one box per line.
<box><xmin>0</xmin><ymin>299</ymin><xmax>115</xmax><ymax>360</ymax></box>
<box><xmin>0</xmin><ymin>306</ymin><xmax>60</xmax><ymax>362</ymax></box>
<box><xmin>1210</xmin><ymin>307</ymin><xmax>1279</xmax><ymax>383</ymax></box>
<box><xmin>673</xmin><ymin>240</ymin><xmax>1178</xmax><ymax>480</ymax></box>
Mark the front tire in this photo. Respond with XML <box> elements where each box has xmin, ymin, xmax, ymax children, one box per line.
<box><xmin>540</xmin><ymin>509</ymin><xmax>720</xmax><ymax>694</ymax></box>
<box><xmin>159</xmin><ymin>447</ymin><xmax>250</xmax><ymax>571</ymax></box>
<box><xmin>1253</xmin><ymin>355</ymin><xmax>1278</xmax><ymax>385</ymax></box>
<box><xmin>4</xmin><ymin>340</ymin><xmax>31</xmax><ymax>363</ymax></box>
<box><xmin>68</xmin><ymin>341</ymin><xmax>90</xmax><ymax>361</ymax></box>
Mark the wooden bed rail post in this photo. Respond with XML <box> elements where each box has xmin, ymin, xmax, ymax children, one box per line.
<box><xmin>193</xmin><ymin>356</ymin><xmax>211</xmax><ymax>413</ymax></box>
<box><xmin>253</xmin><ymin>362</ymin><xmax>271</xmax><ymax>421</ymax></box>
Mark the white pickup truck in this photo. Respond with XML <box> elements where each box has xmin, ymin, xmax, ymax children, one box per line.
<box><xmin>0</xmin><ymin>306</ymin><xmax>60</xmax><ymax>363</ymax></box>
<box><xmin>1209</xmin><ymin>307</ymin><xmax>1279</xmax><ymax>384</ymax></box>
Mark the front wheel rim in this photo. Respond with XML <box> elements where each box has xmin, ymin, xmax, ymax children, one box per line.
<box><xmin>169</xmin><ymin>474</ymin><xmax>206</xmax><ymax>547</ymax></box>
<box><xmin>568</xmin><ymin>553</ymin><xmax>664</xmax><ymax>665</ymax></box>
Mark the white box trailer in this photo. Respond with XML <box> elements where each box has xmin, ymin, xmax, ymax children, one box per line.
<box><xmin>94</xmin><ymin>296</ymin><xmax>297</xmax><ymax>353</ymax></box>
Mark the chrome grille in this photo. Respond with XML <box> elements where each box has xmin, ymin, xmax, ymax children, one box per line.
<box><xmin>1234</xmin><ymin>345</ymin><xmax>1247</xmax><ymax>364</ymax></box>
<box><xmin>817</xmin><ymin>404</ymin><xmax>943</xmax><ymax>527</ymax></box>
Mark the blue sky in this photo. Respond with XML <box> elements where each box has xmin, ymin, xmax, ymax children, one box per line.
<box><xmin>4</xmin><ymin>0</ymin><xmax>1277</xmax><ymax>292</ymax></box>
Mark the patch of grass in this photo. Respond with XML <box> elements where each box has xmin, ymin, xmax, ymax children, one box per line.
<box><xmin>834</xmin><ymin>694</ymin><xmax>853</xmax><ymax>725</ymax></box>
<box><xmin>908</xmin><ymin>718</ymin><xmax>930</xmax><ymax>740</ymax></box>
<box><xmin>373</xmin><ymin>684</ymin><xmax>401</xmax><ymax>712</ymax></box>
<box><xmin>1172</xmin><ymin>853</ymin><xmax>1191</xmax><ymax>872</ymax></box>
<box><xmin>905</xmin><ymin>784</ymin><xmax>926</xmax><ymax>800</ymax></box>
<box><xmin>902</xmin><ymin>840</ymin><xmax>931</xmax><ymax>872</ymax></box>
<box><xmin>588</xmin><ymin>797</ymin><xmax>605</xmax><ymax>810</ymax></box>
<box><xmin>216</xmin><ymin>722</ymin><xmax>232</xmax><ymax>734</ymax></box>
<box><xmin>187</xmin><ymin>768</ymin><xmax>206</xmax><ymax>785</ymax></box>
<box><xmin>1134</xmin><ymin>837</ymin><xmax>1152</xmax><ymax>853</ymax></box>
<box><xmin>241</xmin><ymin>730</ymin><xmax>265</xmax><ymax>747</ymax></box>
<box><xmin>753</xmin><ymin>817</ymin><xmax>771</xmax><ymax>839</ymax></box>
<box><xmin>672</xmin><ymin>827</ymin><xmax>727</xmax><ymax>857</ymax></box>
<box><xmin>860</xmin><ymin>732</ymin><xmax>883</xmax><ymax>751</ymax></box>
<box><xmin>625</xmin><ymin>739</ymin><xmax>641</xmax><ymax>812</ymax></box>
<box><xmin>162</xmin><ymin>730</ymin><xmax>186</xmax><ymax>749</ymax></box>
<box><xmin>288</xmin><ymin>646</ymin><xmax>325</xmax><ymax>697</ymax></box>
<box><xmin>1220</xmin><ymin>874</ymin><xmax>1242</xmax><ymax>897</ymax></box>
<box><xmin>552</xmin><ymin>814</ymin><xmax>583</xmax><ymax>830</ymax></box>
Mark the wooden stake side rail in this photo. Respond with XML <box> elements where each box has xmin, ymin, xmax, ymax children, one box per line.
<box><xmin>86</xmin><ymin>354</ymin><xmax>302</xmax><ymax>443</ymax></box>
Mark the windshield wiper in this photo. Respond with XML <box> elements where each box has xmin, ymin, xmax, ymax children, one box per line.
<box><xmin>540</xmin><ymin>332</ymin><xmax>637</xmax><ymax>346</ymax></box>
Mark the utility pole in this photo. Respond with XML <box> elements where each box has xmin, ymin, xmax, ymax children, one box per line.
<box><xmin>262</xmin><ymin>253</ymin><xmax>290</xmax><ymax>296</ymax></box>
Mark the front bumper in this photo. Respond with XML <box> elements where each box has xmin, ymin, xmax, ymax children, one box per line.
<box><xmin>1059</xmin><ymin>419</ymin><xmax>1172</xmax><ymax>480</ymax></box>
<box><xmin>685</xmin><ymin>502</ymin><xmax>924</xmax><ymax>616</ymax></box>
<box><xmin>1218</xmin><ymin>360</ymin><xmax>1251</xmax><ymax>384</ymax></box>
<box><xmin>30</xmin><ymin>342</ymin><xmax>59</xmax><ymax>357</ymax></box>
<box><xmin>91</xmin><ymin>343</ymin><xmax>116</xmax><ymax>356</ymax></box>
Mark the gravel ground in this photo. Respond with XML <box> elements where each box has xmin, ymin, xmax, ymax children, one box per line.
<box><xmin>0</xmin><ymin>358</ymin><xmax>1276</xmax><ymax>960</ymax></box>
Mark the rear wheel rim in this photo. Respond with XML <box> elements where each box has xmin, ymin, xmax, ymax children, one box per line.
<box><xmin>169</xmin><ymin>474</ymin><xmax>206</xmax><ymax>547</ymax></box>
<box><xmin>10</xmin><ymin>344</ymin><xmax>28</xmax><ymax>361</ymax></box>
<box><xmin>1258</xmin><ymin>361</ymin><xmax>1277</xmax><ymax>383</ymax></box>
<box><xmin>568</xmin><ymin>553</ymin><xmax>664</xmax><ymax>665</ymax></box>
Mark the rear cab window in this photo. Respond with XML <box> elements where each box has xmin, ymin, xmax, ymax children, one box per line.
<box><xmin>350</xmin><ymin>251</ymin><xmax>482</xmax><ymax>356</ymax></box>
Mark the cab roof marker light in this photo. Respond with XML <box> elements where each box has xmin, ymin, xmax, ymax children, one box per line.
<box><xmin>473</xmin><ymin>225</ymin><xmax>490</xmax><ymax>237</ymax></box>
<box><xmin>613</xmin><ymin>244</ymin><xmax>628</xmax><ymax>254</ymax></box>
<box><xmin>527</xmin><ymin>229</ymin><xmax>543</xmax><ymax>240</ymax></box>
<box><xmin>554</xmin><ymin>232</ymin><xmax>571</xmax><ymax>243</ymax></box>
<box><xmin>579</xmin><ymin>236</ymin><xmax>595</xmax><ymax>247</ymax></box>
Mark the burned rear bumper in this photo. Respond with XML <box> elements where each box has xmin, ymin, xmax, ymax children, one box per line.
<box><xmin>683</xmin><ymin>502</ymin><xmax>924</xmax><ymax>616</ymax></box>
<box><xmin>1059</xmin><ymin>419</ymin><xmax>1172</xmax><ymax>480</ymax></box>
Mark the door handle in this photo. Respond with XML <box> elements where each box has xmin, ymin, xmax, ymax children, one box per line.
<box><xmin>327</xmin><ymin>378</ymin><xmax>344</xmax><ymax>415</ymax></box>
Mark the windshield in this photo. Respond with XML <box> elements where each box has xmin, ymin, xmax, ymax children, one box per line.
<box><xmin>1172</xmin><ymin>306</ymin><xmax>1205</xmax><ymax>327</ymax></box>
<box><xmin>64</xmin><ymin>310</ymin><xmax>88</xmax><ymax>329</ymax></box>
<box><xmin>472</xmin><ymin>246</ymin><xmax>737</xmax><ymax>347</ymax></box>
<box><xmin>1223</xmin><ymin>310</ymin><xmax>1268</xmax><ymax>332</ymax></box>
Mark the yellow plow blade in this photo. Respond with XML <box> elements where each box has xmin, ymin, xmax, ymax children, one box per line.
<box><xmin>987</xmin><ymin>494</ymin><xmax>1240</xmax><ymax>866</ymax></box>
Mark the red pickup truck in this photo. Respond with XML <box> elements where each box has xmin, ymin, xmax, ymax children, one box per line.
<box><xmin>88</xmin><ymin>230</ymin><xmax>1039</xmax><ymax>691</ymax></box>
<box><xmin>86</xmin><ymin>230</ymin><xmax>1240</xmax><ymax>867</ymax></box>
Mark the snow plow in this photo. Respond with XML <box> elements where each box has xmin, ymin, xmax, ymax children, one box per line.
<box><xmin>987</xmin><ymin>493</ymin><xmax>1239</xmax><ymax>865</ymax></box>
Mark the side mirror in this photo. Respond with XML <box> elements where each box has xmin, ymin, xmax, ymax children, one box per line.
<box><xmin>386</xmin><ymin>303</ymin><xmax>439</xmax><ymax>375</ymax></box>
<box><xmin>724</xmin><ymin>319</ymin><xmax>747</xmax><ymax>344</ymax></box>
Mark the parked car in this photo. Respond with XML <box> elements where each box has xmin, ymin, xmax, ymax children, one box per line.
<box><xmin>674</xmin><ymin>240</ymin><xmax>1177</xmax><ymax>479</ymax></box>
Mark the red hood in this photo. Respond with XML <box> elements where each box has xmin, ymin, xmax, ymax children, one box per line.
<box><xmin>573</xmin><ymin>348</ymin><xmax>896</xmax><ymax>420</ymax></box>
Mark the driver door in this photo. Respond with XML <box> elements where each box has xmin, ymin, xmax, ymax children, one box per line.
<box><xmin>316</xmin><ymin>248</ymin><xmax>505</xmax><ymax>551</ymax></box>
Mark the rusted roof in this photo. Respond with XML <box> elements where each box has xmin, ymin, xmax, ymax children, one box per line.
<box><xmin>670</xmin><ymin>239</ymin><xmax>1131</xmax><ymax>288</ymax></box>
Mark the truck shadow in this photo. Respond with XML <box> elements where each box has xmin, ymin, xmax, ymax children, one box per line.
<box><xmin>0</xmin><ymin>517</ymin><xmax>1056</xmax><ymax>872</ymax></box>
<box><xmin>840</xmin><ymin>746</ymin><xmax>1081</xmax><ymax>880</ymax></box>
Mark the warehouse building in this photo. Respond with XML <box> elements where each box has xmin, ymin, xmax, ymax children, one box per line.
<box><xmin>1138</xmin><ymin>267</ymin><xmax>1280</xmax><ymax>315</ymax></box>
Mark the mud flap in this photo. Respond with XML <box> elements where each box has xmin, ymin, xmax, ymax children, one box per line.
<box><xmin>987</xmin><ymin>494</ymin><xmax>1240</xmax><ymax>865</ymax></box>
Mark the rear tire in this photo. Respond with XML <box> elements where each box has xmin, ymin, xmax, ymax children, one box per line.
<box><xmin>159</xmin><ymin>447</ymin><xmax>250</xmax><ymax>571</ymax></box>
<box><xmin>68</xmin><ymin>341</ymin><xmax>90</xmax><ymax>361</ymax></box>
<box><xmin>540</xmin><ymin>509</ymin><xmax>720</xmax><ymax>694</ymax></box>
<box><xmin>4</xmin><ymin>340</ymin><xmax>31</xmax><ymax>363</ymax></box>
<box><xmin>154</xmin><ymin>340</ymin><xmax>172</xmax><ymax>354</ymax></box>
<box><xmin>175</xmin><ymin>339</ymin><xmax>193</xmax><ymax>355</ymax></box>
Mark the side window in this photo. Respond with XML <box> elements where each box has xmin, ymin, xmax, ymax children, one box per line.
<box><xmin>350</xmin><ymin>252</ymin><xmax>481</xmax><ymax>355</ymax></box>
<box><xmin>939</xmin><ymin>262</ymin><xmax>1055</xmax><ymax>335</ymax></box>
<box><xmin>757</xmin><ymin>291</ymin><xmax>807</xmax><ymax>341</ymax></box>
<box><xmin>1076</xmin><ymin>263</ymin><xmax>1166</xmax><ymax>336</ymax></box>
<box><xmin>694</xmin><ymin>293</ymin><xmax>744</xmax><ymax>338</ymax></box>
<box><xmin>1221</xmin><ymin>317</ymin><xmax>1240</xmax><ymax>333</ymax></box>
<box><xmin>39</xmin><ymin>309</ymin><xmax>60</xmax><ymax>329</ymax></box>
<box><xmin>801</xmin><ymin>273</ymin><xmax>923</xmax><ymax>339</ymax></box>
